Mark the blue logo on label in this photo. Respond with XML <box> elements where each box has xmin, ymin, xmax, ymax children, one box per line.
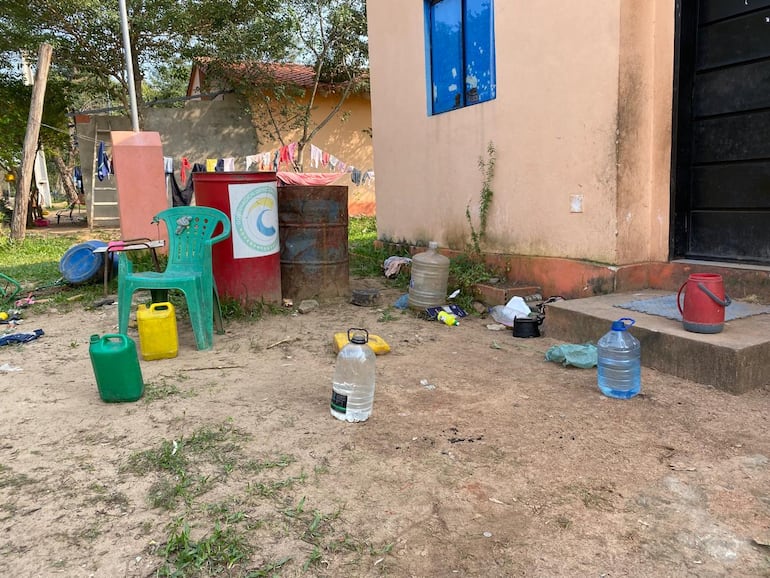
<box><xmin>233</xmin><ymin>185</ymin><xmax>278</xmax><ymax>254</ymax></box>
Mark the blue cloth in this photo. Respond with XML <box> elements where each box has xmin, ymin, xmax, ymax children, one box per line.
<box><xmin>97</xmin><ymin>142</ymin><xmax>110</xmax><ymax>181</ymax></box>
<box><xmin>0</xmin><ymin>329</ymin><xmax>44</xmax><ymax>346</ymax></box>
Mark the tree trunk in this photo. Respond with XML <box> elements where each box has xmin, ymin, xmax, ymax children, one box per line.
<box><xmin>52</xmin><ymin>154</ymin><xmax>80</xmax><ymax>205</ymax></box>
<box><xmin>11</xmin><ymin>43</ymin><xmax>53</xmax><ymax>241</ymax></box>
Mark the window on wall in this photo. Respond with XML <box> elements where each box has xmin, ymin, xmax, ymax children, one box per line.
<box><xmin>426</xmin><ymin>0</ymin><xmax>496</xmax><ymax>115</ymax></box>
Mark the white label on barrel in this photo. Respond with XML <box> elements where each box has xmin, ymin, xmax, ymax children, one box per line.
<box><xmin>229</xmin><ymin>182</ymin><xmax>279</xmax><ymax>258</ymax></box>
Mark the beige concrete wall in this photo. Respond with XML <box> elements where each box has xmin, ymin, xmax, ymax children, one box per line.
<box><xmin>250</xmin><ymin>92</ymin><xmax>375</xmax><ymax>215</ymax></box>
<box><xmin>368</xmin><ymin>0</ymin><xmax>675</xmax><ymax>265</ymax></box>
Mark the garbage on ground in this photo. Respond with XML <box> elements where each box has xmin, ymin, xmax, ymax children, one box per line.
<box><xmin>545</xmin><ymin>343</ymin><xmax>598</xmax><ymax>368</ymax></box>
<box><xmin>425</xmin><ymin>304</ymin><xmax>467</xmax><ymax>320</ymax></box>
<box><xmin>0</xmin><ymin>363</ymin><xmax>22</xmax><ymax>372</ymax></box>
<box><xmin>394</xmin><ymin>294</ymin><xmax>409</xmax><ymax>309</ymax></box>
<box><xmin>297</xmin><ymin>299</ymin><xmax>319</xmax><ymax>314</ymax></box>
<box><xmin>489</xmin><ymin>296</ymin><xmax>532</xmax><ymax>327</ymax></box>
<box><xmin>383</xmin><ymin>256</ymin><xmax>412</xmax><ymax>278</ymax></box>
<box><xmin>420</xmin><ymin>379</ymin><xmax>436</xmax><ymax>390</ymax></box>
<box><xmin>0</xmin><ymin>329</ymin><xmax>44</xmax><ymax>346</ymax></box>
<box><xmin>350</xmin><ymin>288</ymin><xmax>380</xmax><ymax>306</ymax></box>
<box><xmin>486</xmin><ymin>323</ymin><xmax>507</xmax><ymax>331</ymax></box>
<box><xmin>333</xmin><ymin>332</ymin><xmax>391</xmax><ymax>355</ymax></box>
<box><xmin>437</xmin><ymin>311</ymin><xmax>459</xmax><ymax>326</ymax></box>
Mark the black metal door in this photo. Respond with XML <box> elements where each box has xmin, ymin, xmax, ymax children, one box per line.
<box><xmin>672</xmin><ymin>0</ymin><xmax>770</xmax><ymax>264</ymax></box>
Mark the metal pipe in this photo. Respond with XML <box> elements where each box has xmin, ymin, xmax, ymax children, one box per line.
<box><xmin>118</xmin><ymin>0</ymin><xmax>140</xmax><ymax>131</ymax></box>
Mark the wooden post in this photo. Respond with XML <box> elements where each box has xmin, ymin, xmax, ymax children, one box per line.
<box><xmin>11</xmin><ymin>43</ymin><xmax>53</xmax><ymax>241</ymax></box>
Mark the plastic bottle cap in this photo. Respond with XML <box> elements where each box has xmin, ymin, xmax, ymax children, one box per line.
<box><xmin>611</xmin><ymin>318</ymin><xmax>635</xmax><ymax>331</ymax></box>
<box><xmin>428</xmin><ymin>241</ymin><xmax>438</xmax><ymax>250</ymax></box>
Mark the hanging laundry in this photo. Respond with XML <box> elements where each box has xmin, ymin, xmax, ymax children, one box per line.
<box><xmin>350</xmin><ymin>168</ymin><xmax>362</xmax><ymax>185</ymax></box>
<box><xmin>310</xmin><ymin>144</ymin><xmax>322</xmax><ymax>169</ymax></box>
<box><xmin>245</xmin><ymin>155</ymin><xmax>259</xmax><ymax>171</ymax></box>
<box><xmin>215</xmin><ymin>159</ymin><xmax>225</xmax><ymax>172</ymax></box>
<box><xmin>171</xmin><ymin>163</ymin><xmax>204</xmax><ymax>206</ymax></box>
<box><xmin>329</xmin><ymin>155</ymin><xmax>338</xmax><ymax>170</ymax></box>
<box><xmin>180</xmin><ymin>157</ymin><xmax>192</xmax><ymax>183</ymax></box>
<box><xmin>163</xmin><ymin>157</ymin><xmax>174</xmax><ymax>174</ymax></box>
<box><xmin>337</xmin><ymin>161</ymin><xmax>347</xmax><ymax>173</ymax></box>
<box><xmin>97</xmin><ymin>141</ymin><xmax>110</xmax><ymax>181</ymax></box>
<box><xmin>288</xmin><ymin>142</ymin><xmax>298</xmax><ymax>165</ymax></box>
<box><xmin>223</xmin><ymin>157</ymin><xmax>235</xmax><ymax>171</ymax></box>
<box><xmin>261</xmin><ymin>152</ymin><xmax>272</xmax><ymax>171</ymax></box>
<box><xmin>322</xmin><ymin>151</ymin><xmax>330</xmax><ymax>167</ymax></box>
<box><xmin>205</xmin><ymin>159</ymin><xmax>217</xmax><ymax>172</ymax></box>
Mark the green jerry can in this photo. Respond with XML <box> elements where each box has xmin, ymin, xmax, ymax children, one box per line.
<box><xmin>89</xmin><ymin>334</ymin><xmax>145</xmax><ymax>402</ymax></box>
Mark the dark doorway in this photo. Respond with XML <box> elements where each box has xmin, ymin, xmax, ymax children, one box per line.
<box><xmin>672</xmin><ymin>0</ymin><xmax>770</xmax><ymax>264</ymax></box>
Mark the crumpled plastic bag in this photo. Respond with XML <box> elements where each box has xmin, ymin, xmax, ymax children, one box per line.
<box><xmin>490</xmin><ymin>296</ymin><xmax>533</xmax><ymax>327</ymax></box>
<box><xmin>545</xmin><ymin>343</ymin><xmax>597</xmax><ymax>368</ymax></box>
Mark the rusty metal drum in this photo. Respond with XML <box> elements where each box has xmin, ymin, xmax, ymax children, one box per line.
<box><xmin>277</xmin><ymin>185</ymin><xmax>349</xmax><ymax>300</ymax></box>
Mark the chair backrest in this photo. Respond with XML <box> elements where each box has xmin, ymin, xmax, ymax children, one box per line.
<box><xmin>155</xmin><ymin>207</ymin><xmax>231</xmax><ymax>269</ymax></box>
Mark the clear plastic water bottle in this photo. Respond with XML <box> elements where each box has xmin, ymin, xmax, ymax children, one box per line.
<box><xmin>408</xmin><ymin>241</ymin><xmax>450</xmax><ymax>309</ymax></box>
<box><xmin>331</xmin><ymin>328</ymin><xmax>376</xmax><ymax>422</ymax></box>
<box><xmin>597</xmin><ymin>318</ymin><xmax>641</xmax><ymax>399</ymax></box>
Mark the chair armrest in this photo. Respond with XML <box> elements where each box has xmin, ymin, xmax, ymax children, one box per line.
<box><xmin>210</xmin><ymin>217</ymin><xmax>232</xmax><ymax>246</ymax></box>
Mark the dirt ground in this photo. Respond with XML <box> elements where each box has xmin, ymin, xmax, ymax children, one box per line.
<box><xmin>1</xmin><ymin>278</ymin><xmax>769</xmax><ymax>577</ymax></box>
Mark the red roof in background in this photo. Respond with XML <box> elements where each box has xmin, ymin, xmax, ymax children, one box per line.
<box><xmin>262</xmin><ymin>63</ymin><xmax>318</xmax><ymax>88</ymax></box>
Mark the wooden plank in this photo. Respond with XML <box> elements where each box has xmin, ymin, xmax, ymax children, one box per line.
<box><xmin>696</xmin><ymin>8</ymin><xmax>770</xmax><ymax>70</ymax></box>
<box><xmin>693</xmin><ymin>110</ymin><xmax>770</xmax><ymax>162</ymax></box>
<box><xmin>691</xmin><ymin>162</ymin><xmax>770</xmax><ymax>208</ymax></box>
<box><xmin>700</xmin><ymin>0</ymin><xmax>770</xmax><ymax>25</ymax></box>
<box><xmin>689</xmin><ymin>211</ymin><xmax>770</xmax><ymax>261</ymax></box>
<box><xmin>694</xmin><ymin>59</ymin><xmax>770</xmax><ymax>117</ymax></box>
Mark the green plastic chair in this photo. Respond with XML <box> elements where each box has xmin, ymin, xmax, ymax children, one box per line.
<box><xmin>118</xmin><ymin>206</ymin><xmax>231</xmax><ymax>351</ymax></box>
<box><xmin>0</xmin><ymin>273</ymin><xmax>22</xmax><ymax>306</ymax></box>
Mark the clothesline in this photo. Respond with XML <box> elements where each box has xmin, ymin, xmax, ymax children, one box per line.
<box><xmin>164</xmin><ymin>142</ymin><xmax>375</xmax><ymax>187</ymax></box>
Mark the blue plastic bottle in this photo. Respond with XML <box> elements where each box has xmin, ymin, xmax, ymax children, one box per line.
<box><xmin>597</xmin><ymin>318</ymin><xmax>641</xmax><ymax>399</ymax></box>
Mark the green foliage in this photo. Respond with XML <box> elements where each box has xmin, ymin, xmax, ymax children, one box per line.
<box><xmin>0</xmin><ymin>74</ymin><xmax>71</xmax><ymax>171</ymax></box>
<box><xmin>349</xmin><ymin>216</ymin><xmax>410</xmax><ymax>288</ymax></box>
<box><xmin>466</xmin><ymin>141</ymin><xmax>497</xmax><ymax>255</ymax></box>
<box><xmin>449</xmin><ymin>253</ymin><xmax>496</xmax><ymax>311</ymax></box>
<box><xmin>158</xmin><ymin>519</ymin><xmax>252</xmax><ymax>577</ymax></box>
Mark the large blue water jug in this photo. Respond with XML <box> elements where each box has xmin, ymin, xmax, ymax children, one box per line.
<box><xmin>597</xmin><ymin>318</ymin><xmax>641</xmax><ymax>399</ymax></box>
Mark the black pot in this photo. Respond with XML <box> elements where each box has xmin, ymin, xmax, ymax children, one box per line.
<box><xmin>513</xmin><ymin>315</ymin><xmax>544</xmax><ymax>338</ymax></box>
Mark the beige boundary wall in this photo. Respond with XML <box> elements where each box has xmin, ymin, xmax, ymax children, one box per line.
<box><xmin>367</xmin><ymin>0</ymin><xmax>675</xmax><ymax>266</ymax></box>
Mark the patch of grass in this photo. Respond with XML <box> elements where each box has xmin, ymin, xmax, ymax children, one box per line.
<box><xmin>0</xmin><ymin>464</ymin><xmax>35</xmax><ymax>489</ymax></box>
<box><xmin>377</xmin><ymin>307</ymin><xmax>396</xmax><ymax>322</ymax></box>
<box><xmin>349</xmin><ymin>216</ymin><xmax>411</xmax><ymax>287</ymax></box>
<box><xmin>246</xmin><ymin>473</ymin><xmax>308</xmax><ymax>498</ymax></box>
<box><xmin>157</xmin><ymin>519</ymin><xmax>252</xmax><ymax>577</ymax></box>
<box><xmin>219</xmin><ymin>296</ymin><xmax>289</xmax><ymax>321</ymax></box>
<box><xmin>124</xmin><ymin>421</ymin><xmax>248</xmax><ymax>509</ymax></box>
<box><xmin>241</xmin><ymin>453</ymin><xmax>296</xmax><ymax>473</ymax></box>
<box><xmin>142</xmin><ymin>377</ymin><xmax>195</xmax><ymax>403</ymax></box>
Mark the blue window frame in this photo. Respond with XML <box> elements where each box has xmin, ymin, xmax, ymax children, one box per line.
<box><xmin>425</xmin><ymin>0</ymin><xmax>496</xmax><ymax>115</ymax></box>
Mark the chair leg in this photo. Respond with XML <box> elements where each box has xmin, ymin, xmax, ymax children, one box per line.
<box><xmin>183</xmin><ymin>289</ymin><xmax>213</xmax><ymax>351</ymax></box>
<box><xmin>118</xmin><ymin>287</ymin><xmax>133</xmax><ymax>335</ymax></box>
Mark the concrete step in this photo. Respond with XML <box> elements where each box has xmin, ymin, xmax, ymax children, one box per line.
<box><xmin>544</xmin><ymin>290</ymin><xmax>770</xmax><ymax>395</ymax></box>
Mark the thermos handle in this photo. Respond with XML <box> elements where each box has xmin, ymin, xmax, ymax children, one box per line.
<box><xmin>697</xmin><ymin>282</ymin><xmax>731</xmax><ymax>308</ymax></box>
<box><xmin>676</xmin><ymin>281</ymin><xmax>687</xmax><ymax>315</ymax></box>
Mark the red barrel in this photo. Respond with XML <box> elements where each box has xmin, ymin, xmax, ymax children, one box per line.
<box><xmin>193</xmin><ymin>172</ymin><xmax>282</xmax><ymax>305</ymax></box>
<box><xmin>676</xmin><ymin>273</ymin><xmax>731</xmax><ymax>334</ymax></box>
